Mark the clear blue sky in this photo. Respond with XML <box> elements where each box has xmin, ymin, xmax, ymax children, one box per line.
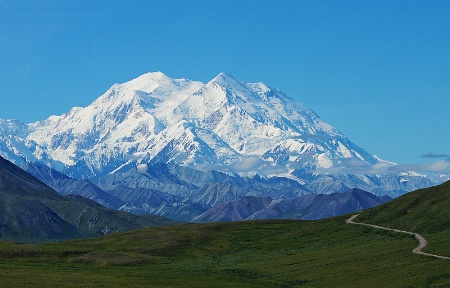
<box><xmin>0</xmin><ymin>0</ymin><xmax>448</xmax><ymax>167</ymax></box>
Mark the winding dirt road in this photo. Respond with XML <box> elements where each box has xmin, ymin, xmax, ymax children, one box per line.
<box><xmin>346</xmin><ymin>214</ymin><xmax>450</xmax><ymax>260</ymax></box>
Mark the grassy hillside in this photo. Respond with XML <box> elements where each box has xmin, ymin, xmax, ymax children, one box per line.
<box><xmin>0</xmin><ymin>216</ymin><xmax>448</xmax><ymax>287</ymax></box>
<box><xmin>358</xmin><ymin>180</ymin><xmax>450</xmax><ymax>256</ymax></box>
<box><xmin>358</xmin><ymin>180</ymin><xmax>450</xmax><ymax>233</ymax></box>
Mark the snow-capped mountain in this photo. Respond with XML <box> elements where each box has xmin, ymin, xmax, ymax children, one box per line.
<box><xmin>0</xmin><ymin>72</ymin><xmax>436</xmax><ymax>195</ymax></box>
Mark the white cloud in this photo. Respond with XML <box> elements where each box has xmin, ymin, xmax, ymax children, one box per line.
<box><xmin>390</xmin><ymin>160</ymin><xmax>450</xmax><ymax>174</ymax></box>
<box><xmin>311</xmin><ymin>159</ymin><xmax>450</xmax><ymax>175</ymax></box>
<box><xmin>226</xmin><ymin>156</ymin><xmax>289</xmax><ymax>175</ymax></box>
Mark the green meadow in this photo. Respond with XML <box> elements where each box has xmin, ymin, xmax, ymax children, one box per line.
<box><xmin>0</xmin><ymin>216</ymin><xmax>448</xmax><ymax>287</ymax></box>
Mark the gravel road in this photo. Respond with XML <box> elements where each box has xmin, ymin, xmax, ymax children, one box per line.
<box><xmin>346</xmin><ymin>214</ymin><xmax>450</xmax><ymax>260</ymax></box>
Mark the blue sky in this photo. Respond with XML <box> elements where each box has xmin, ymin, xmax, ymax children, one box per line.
<box><xmin>0</xmin><ymin>0</ymin><xmax>448</xmax><ymax>168</ymax></box>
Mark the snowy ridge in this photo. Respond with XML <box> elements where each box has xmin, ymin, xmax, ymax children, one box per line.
<box><xmin>0</xmin><ymin>72</ymin><xmax>439</xmax><ymax>194</ymax></box>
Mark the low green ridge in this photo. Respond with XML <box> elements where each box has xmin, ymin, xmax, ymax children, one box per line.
<box><xmin>358</xmin><ymin>180</ymin><xmax>450</xmax><ymax>233</ymax></box>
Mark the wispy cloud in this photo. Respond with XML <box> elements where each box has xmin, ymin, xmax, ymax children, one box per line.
<box><xmin>312</xmin><ymin>158</ymin><xmax>450</xmax><ymax>175</ymax></box>
<box><xmin>199</xmin><ymin>155</ymin><xmax>450</xmax><ymax>177</ymax></box>
<box><xmin>422</xmin><ymin>153</ymin><xmax>450</xmax><ymax>159</ymax></box>
<box><xmin>228</xmin><ymin>156</ymin><xmax>290</xmax><ymax>175</ymax></box>
<box><xmin>388</xmin><ymin>160</ymin><xmax>450</xmax><ymax>174</ymax></box>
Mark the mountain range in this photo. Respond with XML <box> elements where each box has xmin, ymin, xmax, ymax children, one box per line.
<box><xmin>192</xmin><ymin>189</ymin><xmax>391</xmax><ymax>222</ymax></box>
<box><xmin>22</xmin><ymin>161</ymin><xmax>392</xmax><ymax>222</ymax></box>
<box><xmin>0</xmin><ymin>70</ymin><xmax>445</xmax><ymax>241</ymax></box>
<box><xmin>0</xmin><ymin>154</ymin><xmax>390</xmax><ymax>241</ymax></box>
<box><xmin>0</xmin><ymin>72</ymin><xmax>440</xmax><ymax>199</ymax></box>
<box><xmin>0</xmin><ymin>71</ymin><xmax>443</xmax><ymax>227</ymax></box>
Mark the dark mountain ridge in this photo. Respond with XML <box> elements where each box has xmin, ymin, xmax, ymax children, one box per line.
<box><xmin>22</xmin><ymin>161</ymin><xmax>392</xmax><ymax>222</ymax></box>
<box><xmin>0</xmin><ymin>156</ymin><xmax>176</xmax><ymax>242</ymax></box>
<box><xmin>192</xmin><ymin>188</ymin><xmax>392</xmax><ymax>222</ymax></box>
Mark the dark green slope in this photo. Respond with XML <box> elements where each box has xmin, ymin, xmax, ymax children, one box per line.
<box><xmin>0</xmin><ymin>156</ymin><xmax>78</xmax><ymax>241</ymax></box>
<box><xmin>0</xmin><ymin>156</ymin><xmax>176</xmax><ymax>242</ymax></box>
<box><xmin>0</xmin><ymin>195</ymin><xmax>78</xmax><ymax>241</ymax></box>
<box><xmin>0</xmin><ymin>217</ymin><xmax>449</xmax><ymax>287</ymax></box>
<box><xmin>0</xmin><ymin>155</ymin><xmax>66</xmax><ymax>201</ymax></box>
<box><xmin>44</xmin><ymin>195</ymin><xmax>174</xmax><ymax>237</ymax></box>
<box><xmin>358</xmin><ymin>180</ymin><xmax>450</xmax><ymax>233</ymax></box>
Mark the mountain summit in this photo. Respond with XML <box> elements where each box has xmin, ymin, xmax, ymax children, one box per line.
<box><xmin>0</xmin><ymin>72</ymin><xmax>435</xmax><ymax>195</ymax></box>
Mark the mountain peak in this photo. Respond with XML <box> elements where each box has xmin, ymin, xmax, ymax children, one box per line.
<box><xmin>117</xmin><ymin>71</ymin><xmax>175</xmax><ymax>93</ymax></box>
<box><xmin>211</xmin><ymin>72</ymin><xmax>243</xmax><ymax>87</ymax></box>
<box><xmin>214</xmin><ymin>71</ymin><xmax>234</xmax><ymax>78</ymax></box>
<box><xmin>0</xmin><ymin>72</ymin><xmax>400</xmax><ymax>184</ymax></box>
<box><xmin>144</xmin><ymin>71</ymin><xmax>168</xmax><ymax>78</ymax></box>
<box><xmin>135</xmin><ymin>71</ymin><xmax>172</xmax><ymax>81</ymax></box>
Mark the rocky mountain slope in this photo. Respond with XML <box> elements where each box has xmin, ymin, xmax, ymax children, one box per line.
<box><xmin>22</xmin><ymin>161</ymin><xmax>124</xmax><ymax>209</ymax></box>
<box><xmin>23</xmin><ymin>162</ymin><xmax>310</xmax><ymax>221</ymax></box>
<box><xmin>22</xmin><ymin>161</ymin><xmax>390</xmax><ymax>222</ymax></box>
<box><xmin>0</xmin><ymin>156</ymin><xmax>175</xmax><ymax>242</ymax></box>
<box><xmin>192</xmin><ymin>189</ymin><xmax>391</xmax><ymax>222</ymax></box>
